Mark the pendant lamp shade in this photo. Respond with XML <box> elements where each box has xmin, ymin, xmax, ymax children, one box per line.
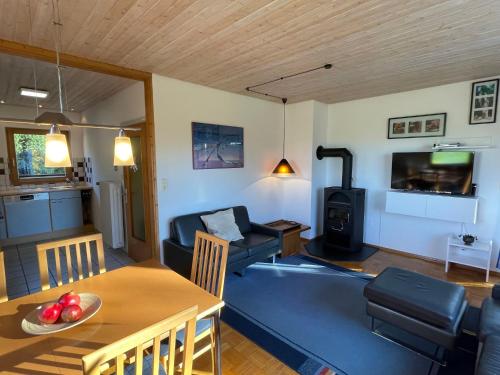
<box><xmin>114</xmin><ymin>129</ymin><xmax>135</xmax><ymax>166</ymax></box>
<box><xmin>273</xmin><ymin>98</ymin><xmax>295</xmax><ymax>176</ymax></box>
<box><xmin>45</xmin><ymin>124</ymin><xmax>71</xmax><ymax>168</ymax></box>
<box><xmin>272</xmin><ymin>158</ymin><xmax>295</xmax><ymax>174</ymax></box>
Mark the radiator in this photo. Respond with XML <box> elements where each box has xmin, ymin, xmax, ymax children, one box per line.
<box><xmin>100</xmin><ymin>181</ymin><xmax>124</xmax><ymax>249</ymax></box>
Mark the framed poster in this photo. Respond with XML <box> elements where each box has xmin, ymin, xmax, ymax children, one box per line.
<box><xmin>469</xmin><ymin>79</ymin><xmax>499</xmax><ymax>124</ymax></box>
<box><xmin>192</xmin><ymin>122</ymin><xmax>244</xmax><ymax>169</ymax></box>
<box><xmin>388</xmin><ymin>113</ymin><xmax>447</xmax><ymax>139</ymax></box>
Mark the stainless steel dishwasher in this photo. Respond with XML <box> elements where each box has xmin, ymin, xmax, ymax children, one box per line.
<box><xmin>4</xmin><ymin>193</ymin><xmax>52</xmax><ymax>238</ymax></box>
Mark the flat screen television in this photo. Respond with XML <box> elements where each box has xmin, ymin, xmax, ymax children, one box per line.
<box><xmin>391</xmin><ymin>151</ymin><xmax>475</xmax><ymax>196</ymax></box>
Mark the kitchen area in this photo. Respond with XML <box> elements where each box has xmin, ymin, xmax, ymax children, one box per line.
<box><xmin>0</xmin><ymin>51</ymin><xmax>148</xmax><ymax>300</ymax></box>
<box><xmin>0</xmin><ymin>183</ymin><xmax>92</xmax><ymax>244</ymax></box>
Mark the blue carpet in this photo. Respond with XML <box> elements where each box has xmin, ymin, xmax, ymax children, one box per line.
<box><xmin>221</xmin><ymin>255</ymin><xmax>477</xmax><ymax>375</ymax></box>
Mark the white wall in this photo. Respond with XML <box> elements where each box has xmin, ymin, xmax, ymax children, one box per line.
<box><xmin>280</xmin><ymin>100</ymin><xmax>329</xmax><ymax>238</ymax></box>
<box><xmin>0</xmin><ymin>104</ymin><xmax>83</xmax><ymax>186</ymax></box>
<box><xmin>327</xmin><ymin>79</ymin><xmax>500</xmax><ymax>267</ymax></box>
<box><xmin>281</xmin><ymin>101</ymin><xmax>314</xmax><ymax>236</ymax></box>
<box><xmin>81</xmin><ymin>81</ymin><xmax>145</xmax><ymax>231</ymax></box>
<box><xmin>152</xmin><ymin>74</ymin><xmax>285</xmax><ymax>260</ymax></box>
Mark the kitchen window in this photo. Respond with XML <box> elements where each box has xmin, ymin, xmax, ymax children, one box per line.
<box><xmin>6</xmin><ymin>127</ymin><xmax>72</xmax><ymax>185</ymax></box>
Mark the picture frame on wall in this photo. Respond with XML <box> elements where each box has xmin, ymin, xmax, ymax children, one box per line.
<box><xmin>192</xmin><ymin>122</ymin><xmax>244</xmax><ymax>169</ymax></box>
<box><xmin>469</xmin><ymin>79</ymin><xmax>499</xmax><ymax>125</ymax></box>
<box><xmin>387</xmin><ymin>113</ymin><xmax>447</xmax><ymax>139</ymax></box>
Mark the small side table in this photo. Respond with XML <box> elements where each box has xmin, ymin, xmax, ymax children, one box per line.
<box><xmin>264</xmin><ymin>220</ymin><xmax>311</xmax><ymax>257</ymax></box>
<box><xmin>446</xmin><ymin>235</ymin><xmax>493</xmax><ymax>282</ymax></box>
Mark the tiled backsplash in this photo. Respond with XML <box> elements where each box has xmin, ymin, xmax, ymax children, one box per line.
<box><xmin>0</xmin><ymin>156</ymin><xmax>93</xmax><ymax>190</ymax></box>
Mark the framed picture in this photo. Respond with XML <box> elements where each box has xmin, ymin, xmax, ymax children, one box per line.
<box><xmin>192</xmin><ymin>122</ymin><xmax>244</xmax><ymax>169</ymax></box>
<box><xmin>388</xmin><ymin>113</ymin><xmax>447</xmax><ymax>139</ymax></box>
<box><xmin>469</xmin><ymin>79</ymin><xmax>499</xmax><ymax>124</ymax></box>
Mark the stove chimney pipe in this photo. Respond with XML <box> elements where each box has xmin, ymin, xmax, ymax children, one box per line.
<box><xmin>316</xmin><ymin>146</ymin><xmax>353</xmax><ymax>190</ymax></box>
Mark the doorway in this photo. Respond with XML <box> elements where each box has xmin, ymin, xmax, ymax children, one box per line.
<box><xmin>123</xmin><ymin>124</ymin><xmax>152</xmax><ymax>261</ymax></box>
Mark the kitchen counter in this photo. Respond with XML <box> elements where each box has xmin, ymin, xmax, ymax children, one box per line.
<box><xmin>0</xmin><ymin>184</ymin><xmax>92</xmax><ymax>197</ymax></box>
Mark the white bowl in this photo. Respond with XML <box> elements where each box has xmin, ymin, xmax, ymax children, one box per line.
<box><xmin>22</xmin><ymin>293</ymin><xmax>102</xmax><ymax>335</ymax></box>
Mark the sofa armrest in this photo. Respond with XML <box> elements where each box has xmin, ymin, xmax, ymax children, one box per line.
<box><xmin>250</xmin><ymin>222</ymin><xmax>282</xmax><ymax>239</ymax></box>
<box><xmin>492</xmin><ymin>284</ymin><xmax>500</xmax><ymax>300</ymax></box>
<box><xmin>163</xmin><ymin>239</ymin><xmax>194</xmax><ymax>279</ymax></box>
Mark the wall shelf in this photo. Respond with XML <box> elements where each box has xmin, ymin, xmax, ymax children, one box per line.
<box><xmin>432</xmin><ymin>145</ymin><xmax>493</xmax><ymax>150</ymax></box>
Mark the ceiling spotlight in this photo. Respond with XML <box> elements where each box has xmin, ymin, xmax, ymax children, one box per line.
<box><xmin>0</xmin><ymin>100</ymin><xmax>5</xmax><ymax>104</ymax></box>
<box><xmin>20</xmin><ymin>88</ymin><xmax>49</xmax><ymax>98</ymax></box>
<box><xmin>38</xmin><ymin>104</ymin><xmax>43</xmax><ymax>108</ymax></box>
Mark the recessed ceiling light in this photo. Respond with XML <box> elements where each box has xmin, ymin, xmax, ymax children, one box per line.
<box><xmin>19</xmin><ymin>88</ymin><xmax>49</xmax><ymax>99</ymax></box>
<box><xmin>38</xmin><ymin>104</ymin><xmax>43</xmax><ymax>108</ymax></box>
<box><xmin>0</xmin><ymin>100</ymin><xmax>5</xmax><ymax>104</ymax></box>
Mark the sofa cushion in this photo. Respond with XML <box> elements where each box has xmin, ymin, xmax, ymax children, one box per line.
<box><xmin>232</xmin><ymin>232</ymin><xmax>279</xmax><ymax>256</ymax></box>
<box><xmin>364</xmin><ymin>267</ymin><xmax>466</xmax><ymax>330</ymax></box>
<box><xmin>479</xmin><ymin>297</ymin><xmax>500</xmax><ymax>342</ymax></box>
<box><xmin>216</xmin><ymin>206</ymin><xmax>251</xmax><ymax>234</ymax></box>
<box><xmin>200</xmin><ymin>209</ymin><xmax>244</xmax><ymax>242</ymax></box>
<box><xmin>171</xmin><ymin>211</ymin><xmax>211</xmax><ymax>247</ymax></box>
<box><xmin>477</xmin><ymin>335</ymin><xmax>500</xmax><ymax>375</ymax></box>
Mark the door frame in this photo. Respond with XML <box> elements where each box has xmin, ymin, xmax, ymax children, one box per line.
<box><xmin>123</xmin><ymin>123</ymin><xmax>152</xmax><ymax>261</ymax></box>
<box><xmin>0</xmin><ymin>39</ymin><xmax>160</xmax><ymax>260</ymax></box>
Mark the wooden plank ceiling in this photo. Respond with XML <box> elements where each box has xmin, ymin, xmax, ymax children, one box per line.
<box><xmin>0</xmin><ymin>0</ymin><xmax>499</xmax><ymax>104</ymax></box>
<box><xmin>0</xmin><ymin>52</ymin><xmax>136</xmax><ymax>112</ymax></box>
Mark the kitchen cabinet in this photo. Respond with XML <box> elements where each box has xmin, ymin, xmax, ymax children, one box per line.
<box><xmin>4</xmin><ymin>193</ymin><xmax>52</xmax><ymax>238</ymax></box>
<box><xmin>49</xmin><ymin>190</ymin><xmax>83</xmax><ymax>231</ymax></box>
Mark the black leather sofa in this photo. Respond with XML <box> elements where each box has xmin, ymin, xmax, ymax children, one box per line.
<box><xmin>163</xmin><ymin>206</ymin><xmax>281</xmax><ymax>278</ymax></box>
<box><xmin>477</xmin><ymin>285</ymin><xmax>500</xmax><ymax>374</ymax></box>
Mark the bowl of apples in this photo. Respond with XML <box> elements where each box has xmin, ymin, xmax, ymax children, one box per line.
<box><xmin>22</xmin><ymin>291</ymin><xmax>102</xmax><ymax>335</ymax></box>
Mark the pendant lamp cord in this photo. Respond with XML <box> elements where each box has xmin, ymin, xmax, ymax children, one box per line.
<box><xmin>51</xmin><ymin>0</ymin><xmax>64</xmax><ymax>114</ymax></box>
<box><xmin>282</xmin><ymin>98</ymin><xmax>287</xmax><ymax>158</ymax></box>
<box><xmin>27</xmin><ymin>0</ymin><xmax>39</xmax><ymax>117</ymax></box>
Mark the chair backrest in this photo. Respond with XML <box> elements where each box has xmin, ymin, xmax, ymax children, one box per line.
<box><xmin>36</xmin><ymin>233</ymin><xmax>106</xmax><ymax>291</ymax></box>
<box><xmin>82</xmin><ymin>305</ymin><xmax>198</xmax><ymax>375</ymax></box>
<box><xmin>190</xmin><ymin>230</ymin><xmax>229</xmax><ymax>299</ymax></box>
<box><xmin>0</xmin><ymin>251</ymin><xmax>7</xmax><ymax>303</ymax></box>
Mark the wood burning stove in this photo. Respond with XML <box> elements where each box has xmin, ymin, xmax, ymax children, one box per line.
<box><xmin>324</xmin><ymin>187</ymin><xmax>365</xmax><ymax>252</ymax></box>
<box><xmin>317</xmin><ymin>146</ymin><xmax>366</xmax><ymax>253</ymax></box>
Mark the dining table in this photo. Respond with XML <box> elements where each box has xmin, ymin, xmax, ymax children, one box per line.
<box><xmin>0</xmin><ymin>259</ymin><xmax>224</xmax><ymax>375</ymax></box>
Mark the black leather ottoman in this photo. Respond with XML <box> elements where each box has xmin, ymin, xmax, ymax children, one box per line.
<box><xmin>364</xmin><ymin>267</ymin><xmax>467</xmax><ymax>351</ymax></box>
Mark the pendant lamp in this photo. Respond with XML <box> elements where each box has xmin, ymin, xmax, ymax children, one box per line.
<box><xmin>45</xmin><ymin>123</ymin><xmax>71</xmax><ymax>167</ymax></box>
<box><xmin>272</xmin><ymin>98</ymin><xmax>295</xmax><ymax>175</ymax></box>
<box><xmin>114</xmin><ymin>128</ymin><xmax>135</xmax><ymax>166</ymax></box>
<box><xmin>44</xmin><ymin>4</ymin><xmax>71</xmax><ymax>168</ymax></box>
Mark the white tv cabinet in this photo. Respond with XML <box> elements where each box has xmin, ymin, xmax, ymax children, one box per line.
<box><xmin>385</xmin><ymin>191</ymin><xmax>478</xmax><ymax>224</ymax></box>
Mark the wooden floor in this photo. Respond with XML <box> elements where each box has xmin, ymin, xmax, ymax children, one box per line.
<box><xmin>194</xmin><ymin>246</ymin><xmax>497</xmax><ymax>374</ymax></box>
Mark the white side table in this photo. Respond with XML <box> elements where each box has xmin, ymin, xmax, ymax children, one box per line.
<box><xmin>446</xmin><ymin>235</ymin><xmax>493</xmax><ymax>282</ymax></box>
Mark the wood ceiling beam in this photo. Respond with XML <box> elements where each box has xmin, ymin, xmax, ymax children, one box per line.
<box><xmin>0</xmin><ymin>38</ymin><xmax>151</xmax><ymax>81</ymax></box>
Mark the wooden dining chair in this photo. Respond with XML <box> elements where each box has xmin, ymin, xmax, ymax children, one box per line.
<box><xmin>161</xmin><ymin>230</ymin><xmax>229</xmax><ymax>373</ymax></box>
<box><xmin>36</xmin><ymin>233</ymin><xmax>106</xmax><ymax>291</ymax></box>
<box><xmin>0</xmin><ymin>250</ymin><xmax>7</xmax><ymax>303</ymax></box>
<box><xmin>82</xmin><ymin>305</ymin><xmax>198</xmax><ymax>375</ymax></box>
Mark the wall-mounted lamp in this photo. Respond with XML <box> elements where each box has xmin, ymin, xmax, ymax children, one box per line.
<box><xmin>114</xmin><ymin>128</ymin><xmax>135</xmax><ymax>166</ymax></box>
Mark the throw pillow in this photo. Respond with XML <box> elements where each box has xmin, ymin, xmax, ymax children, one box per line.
<box><xmin>200</xmin><ymin>208</ymin><xmax>244</xmax><ymax>242</ymax></box>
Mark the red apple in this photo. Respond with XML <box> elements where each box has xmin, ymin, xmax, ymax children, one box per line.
<box><xmin>58</xmin><ymin>291</ymin><xmax>80</xmax><ymax>308</ymax></box>
<box><xmin>60</xmin><ymin>305</ymin><xmax>83</xmax><ymax>323</ymax></box>
<box><xmin>37</xmin><ymin>302</ymin><xmax>63</xmax><ymax>324</ymax></box>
